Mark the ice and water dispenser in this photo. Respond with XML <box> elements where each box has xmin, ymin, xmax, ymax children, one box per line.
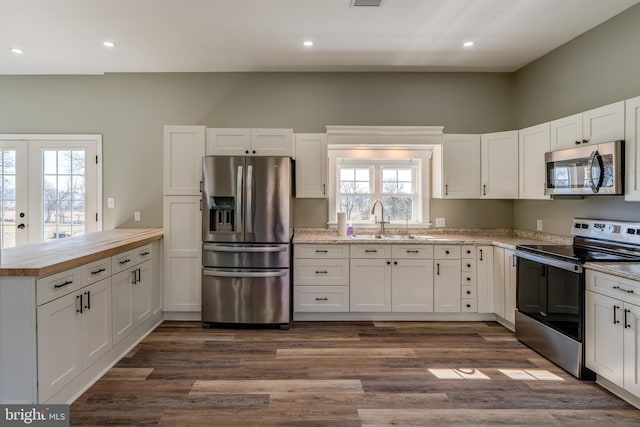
<box><xmin>207</xmin><ymin>196</ymin><xmax>235</xmax><ymax>233</ymax></box>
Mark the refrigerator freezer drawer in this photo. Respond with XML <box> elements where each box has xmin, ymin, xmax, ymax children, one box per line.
<box><xmin>203</xmin><ymin>243</ymin><xmax>290</xmax><ymax>269</ymax></box>
<box><xmin>202</xmin><ymin>268</ymin><xmax>290</xmax><ymax>325</ymax></box>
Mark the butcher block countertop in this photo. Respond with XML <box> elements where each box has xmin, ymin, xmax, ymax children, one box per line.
<box><xmin>0</xmin><ymin>228</ymin><xmax>163</xmax><ymax>277</ymax></box>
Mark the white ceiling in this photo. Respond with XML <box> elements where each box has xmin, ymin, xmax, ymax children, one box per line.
<box><xmin>1</xmin><ymin>0</ymin><xmax>639</xmax><ymax>75</ymax></box>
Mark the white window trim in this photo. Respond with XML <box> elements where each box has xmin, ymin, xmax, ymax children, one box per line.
<box><xmin>328</xmin><ymin>146</ymin><xmax>431</xmax><ymax>227</ymax></box>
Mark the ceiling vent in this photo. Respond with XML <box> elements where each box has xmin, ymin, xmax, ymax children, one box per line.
<box><xmin>350</xmin><ymin>0</ymin><xmax>384</xmax><ymax>7</ymax></box>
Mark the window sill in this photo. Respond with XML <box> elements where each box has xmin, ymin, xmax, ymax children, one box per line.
<box><xmin>327</xmin><ymin>222</ymin><xmax>433</xmax><ymax>229</ymax></box>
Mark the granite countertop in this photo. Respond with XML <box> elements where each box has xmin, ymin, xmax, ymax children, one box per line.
<box><xmin>0</xmin><ymin>228</ymin><xmax>163</xmax><ymax>277</ymax></box>
<box><xmin>584</xmin><ymin>262</ymin><xmax>640</xmax><ymax>282</ymax></box>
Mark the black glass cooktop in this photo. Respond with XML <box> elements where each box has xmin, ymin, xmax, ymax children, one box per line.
<box><xmin>517</xmin><ymin>244</ymin><xmax>640</xmax><ymax>263</ymax></box>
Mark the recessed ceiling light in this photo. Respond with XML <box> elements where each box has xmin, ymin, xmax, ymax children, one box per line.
<box><xmin>303</xmin><ymin>40</ymin><xmax>313</xmax><ymax>47</ymax></box>
<box><xmin>103</xmin><ymin>41</ymin><xmax>116</xmax><ymax>48</ymax></box>
<box><xmin>463</xmin><ymin>41</ymin><xmax>475</xmax><ymax>48</ymax></box>
<box><xmin>10</xmin><ymin>47</ymin><xmax>23</xmax><ymax>54</ymax></box>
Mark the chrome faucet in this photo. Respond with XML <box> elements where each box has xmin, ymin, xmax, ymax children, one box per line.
<box><xmin>371</xmin><ymin>199</ymin><xmax>389</xmax><ymax>235</ymax></box>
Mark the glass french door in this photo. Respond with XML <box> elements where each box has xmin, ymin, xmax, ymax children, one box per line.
<box><xmin>0</xmin><ymin>135</ymin><xmax>101</xmax><ymax>248</ymax></box>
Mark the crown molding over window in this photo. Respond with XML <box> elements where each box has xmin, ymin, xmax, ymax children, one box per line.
<box><xmin>325</xmin><ymin>125</ymin><xmax>443</xmax><ymax>146</ymax></box>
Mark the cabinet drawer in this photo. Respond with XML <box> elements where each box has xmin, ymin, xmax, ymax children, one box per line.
<box><xmin>350</xmin><ymin>244</ymin><xmax>392</xmax><ymax>259</ymax></box>
<box><xmin>294</xmin><ymin>259</ymin><xmax>349</xmax><ymax>286</ymax></box>
<box><xmin>461</xmin><ymin>245</ymin><xmax>475</xmax><ymax>259</ymax></box>
<box><xmin>462</xmin><ymin>259</ymin><xmax>476</xmax><ymax>272</ymax></box>
<box><xmin>79</xmin><ymin>257</ymin><xmax>112</xmax><ymax>288</ymax></box>
<box><xmin>461</xmin><ymin>272</ymin><xmax>476</xmax><ymax>286</ymax></box>
<box><xmin>461</xmin><ymin>299</ymin><xmax>477</xmax><ymax>312</ymax></box>
<box><xmin>134</xmin><ymin>244</ymin><xmax>153</xmax><ymax>264</ymax></box>
<box><xmin>37</xmin><ymin>267</ymin><xmax>82</xmax><ymax>306</ymax></box>
<box><xmin>391</xmin><ymin>245</ymin><xmax>433</xmax><ymax>259</ymax></box>
<box><xmin>112</xmin><ymin>249</ymin><xmax>137</xmax><ymax>274</ymax></box>
<box><xmin>434</xmin><ymin>245</ymin><xmax>461</xmax><ymax>259</ymax></box>
<box><xmin>586</xmin><ymin>270</ymin><xmax>640</xmax><ymax>305</ymax></box>
<box><xmin>461</xmin><ymin>285</ymin><xmax>477</xmax><ymax>299</ymax></box>
<box><xmin>294</xmin><ymin>286</ymin><xmax>349</xmax><ymax>312</ymax></box>
<box><xmin>295</xmin><ymin>244</ymin><xmax>349</xmax><ymax>259</ymax></box>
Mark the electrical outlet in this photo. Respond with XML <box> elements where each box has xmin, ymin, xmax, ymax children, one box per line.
<box><xmin>435</xmin><ymin>217</ymin><xmax>446</xmax><ymax>228</ymax></box>
<box><xmin>537</xmin><ymin>219</ymin><xmax>543</xmax><ymax>231</ymax></box>
<box><xmin>134</xmin><ymin>211</ymin><xmax>141</xmax><ymax>222</ymax></box>
<box><xmin>107</xmin><ymin>197</ymin><xmax>115</xmax><ymax>209</ymax></box>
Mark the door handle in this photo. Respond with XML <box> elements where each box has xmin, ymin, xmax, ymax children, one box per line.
<box><xmin>587</xmin><ymin>150</ymin><xmax>604</xmax><ymax>193</ymax></box>
<box><xmin>246</xmin><ymin>165</ymin><xmax>253</xmax><ymax>234</ymax></box>
<box><xmin>236</xmin><ymin>165</ymin><xmax>243</xmax><ymax>235</ymax></box>
<box><xmin>614</xmin><ymin>305</ymin><xmax>620</xmax><ymax>324</ymax></box>
<box><xmin>479</xmin><ymin>249</ymin><xmax>483</xmax><ymax>261</ymax></box>
<box><xmin>436</xmin><ymin>263</ymin><xmax>440</xmax><ymax>275</ymax></box>
<box><xmin>76</xmin><ymin>294</ymin><xmax>83</xmax><ymax>314</ymax></box>
<box><xmin>85</xmin><ymin>291</ymin><xmax>91</xmax><ymax>310</ymax></box>
<box><xmin>624</xmin><ymin>309</ymin><xmax>631</xmax><ymax>329</ymax></box>
<box><xmin>17</xmin><ymin>223</ymin><xmax>26</xmax><ymax>229</ymax></box>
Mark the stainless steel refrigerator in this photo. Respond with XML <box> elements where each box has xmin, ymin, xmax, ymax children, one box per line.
<box><xmin>201</xmin><ymin>155</ymin><xmax>291</xmax><ymax>327</ymax></box>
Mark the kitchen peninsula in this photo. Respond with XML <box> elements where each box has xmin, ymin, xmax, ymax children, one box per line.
<box><xmin>0</xmin><ymin>229</ymin><xmax>163</xmax><ymax>404</ymax></box>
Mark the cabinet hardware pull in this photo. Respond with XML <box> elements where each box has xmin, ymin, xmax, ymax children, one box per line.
<box><xmin>85</xmin><ymin>291</ymin><xmax>91</xmax><ymax>310</ymax></box>
<box><xmin>445</xmin><ymin>184</ymin><xmax>448</xmax><ymax>196</ymax></box>
<box><xmin>614</xmin><ymin>305</ymin><xmax>620</xmax><ymax>324</ymax></box>
<box><xmin>445</xmin><ymin>250</ymin><xmax>450</xmax><ymax>255</ymax></box>
<box><xmin>119</xmin><ymin>259</ymin><xmax>131</xmax><ymax>265</ymax></box>
<box><xmin>77</xmin><ymin>294</ymin><xmax>83</xmax><ymax>314</ymax></box>
<box><xmin>575</xmin><ymin>140</ymin><xmax>581</xmax><ymax>145</ymax></box>
<box><xmin>613</xmin><ymin>285</ymin><xmax>634</xmax><ymax>294</ymax></box>
<box><xmin>54</xmin><ymin>280</ymin><xmax>73</xmax><ymax>289</ymax></box>
<box><xmin>466</xmin><ymin>277</ymin><xmax>471</xmax><ymax>281</ymax></box>
<box><xmin>483</xmin><ymin>184</ymin><xmax>487</xmax><ymax>196</ymax></box>
<box><xmin>512</xmin><ymin>255</ymin><xmax>517</xmax><ymax>267</ymax></box>
<box><xmin>132</xmin><ymin>270</ymin><xmax>137</xmax><ymax>284</ymax></box>
<box><xmin>323</xmin><ymin>183</ymin><xmax>326</xmax><ymax>195</ymax></box>
<box><xmin>140</xmin><ymin>251</ymin><xmax>150</xmax><ymax>257</ymax></box>
<box><xmin>394</xmin><ymin>261</ymin><xmax>398</xmax><ymax>265</ymax></box>
<box><xmin>479</xmin><ymin>249</ymin><xmax>483</xmax><ymax>261</ymax></box>
<box><xmin>436</xmin><ymin>263</ymin><xmax>440</xmax><ymax>275</ymax></box>
<box><xmin>624</xmin><ymin>309</ymin><xmax>631</xmax><ymax>329</ymax></box>
<box><xmin>406</xmin><ymin>250</ymin><xmax>419</xmax><ymax>253</ymax></box>
<box><xmin>386</xmin><ymin>261</ymin><xmax>391</xmax><ymax>265</ymax></box>
<box><xmin>365</xmin><ymin>250</ymin><xmax>378</xmax><ymax>253</ymax></box>
<box><xmin>467</xmin><ymin>263</ymin><xmax>471</xmax><ymax>268</ymax></box>
<box><xmin>315</xmin><ymin>250</ymin><xmax>328</xmax><ymax>253</ymax></box>
<box><xmin>91</xmin><ymin>268</ymin><xmax>106</xmax><ymax>275</ymax></box>
<box><xmin>137</xmin><ymin>268</ymin><xmax>142</xmax><ymax>282</ymax></box>
<box><xmin>466</xmin><ymin>250</ymin><xmax>471</xmax><ymax>254</ymax></box>
<box><xmin>315</xmin><ymin>297</ymin><xmax>328</xmax><ymax>301</ymax></box>
<box><xmin>540</xmin><ymin>311</ymin><xmax>547</xmax><ymax>317</ymax></box>
<box><xmin>466</xmin><ymin>304</ymin><xmax>471</xmax><ymax>308</ymax></box>
<box><xmin>466</xmin><ymin>290</ymin><xmax>471</xmax><ymax>295</ymax></box>
<box><xmin>315</xmin><ymin>270</ymin><xmax>328</xmax><ymax>274</ymax></box>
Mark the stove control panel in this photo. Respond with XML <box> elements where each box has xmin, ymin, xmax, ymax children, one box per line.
<box><xmin>573</xmin><ymin>218</ymin><xmax>640</xmax><ymax>245</ymax></box>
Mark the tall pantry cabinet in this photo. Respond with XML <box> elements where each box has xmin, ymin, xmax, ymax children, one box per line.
<box><xmin>163</xmin><ymin>126</ymin><xmax>204</xmax><ymax>319</ymax></box>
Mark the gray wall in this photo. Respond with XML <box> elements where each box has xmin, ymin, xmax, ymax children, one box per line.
<box><xmin>512</xmin><ymin>3</ymin><xmax>640</xmax><ymax>235</ymax></box>
<box><xmin>0</xmin><ymin>72</ymin><xmax>515</xmax><ymax>230</ymax></box>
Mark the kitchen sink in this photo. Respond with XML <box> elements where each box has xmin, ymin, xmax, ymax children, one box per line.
<box><xmin>349</xmin><ymin>234</ymin><xmax>386</xmax><ymax>240</ymax></box>
<box><xmin>349</xmin><ymin>234</ymin><xmax>437</xmax><ymax>240</ymax></box>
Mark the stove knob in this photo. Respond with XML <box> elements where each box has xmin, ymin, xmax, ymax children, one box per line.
<box><xmin>628</xmin><ymin>229</ymin><xmax>636</xmax><ymax>235</ymax></box>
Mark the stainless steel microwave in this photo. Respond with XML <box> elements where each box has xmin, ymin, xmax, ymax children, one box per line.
<box><xmin>545</xmin><ymin>140</ymin><xmax>624</xmax><ymax>196</ymax></box>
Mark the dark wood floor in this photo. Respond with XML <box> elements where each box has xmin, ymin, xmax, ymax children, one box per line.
<box><xmin>71</xmin><ymin>321</ymin><xmax>640</xmax><ymax>426</ymax></box>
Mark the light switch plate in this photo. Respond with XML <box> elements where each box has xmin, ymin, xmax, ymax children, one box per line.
<box><xmin>107</xmin><ymin>197</ymin><xmax>115</xmax><ymax>208</ymax></box>
<box><xmin>134</xmin><ymin>211</ymin><xmax>141</xmax><ymax>222</ymax></box>
<box><xmin>435</xmin><ymin>218</ymin><xmax>446</xmax><ymax>228</ymax></box>
<box><xmin>537</xmin><ymin>219</ymin><xmax>543</xmax><ymax>231</ymax></box>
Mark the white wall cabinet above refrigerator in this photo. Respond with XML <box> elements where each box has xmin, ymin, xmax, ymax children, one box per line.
<box><xmin>518</xmin><ymin>123</ymin><xmax>551</xmax><ymax>200</ymax></box>
<box><xmin>550</xmin><ymin>101</ymin><xmax>624</xmax><ymax>151</ymax></box>
<box><xmin>206</xmin><ymin>128</ymin><xmax>294</xmax><ymax>157</ymax></box>
<box><xmin>481</xmin><ymin>130</ymin><xmax>519</xmax><ymax>199</ymax></box>
<box><xmin>294</xmin><ymin>133</ymin><xmax>328</xmax><ymax>198</ymax></box>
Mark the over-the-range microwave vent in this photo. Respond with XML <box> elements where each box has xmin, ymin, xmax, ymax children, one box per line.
<box><xmin>351</xmin><ymin>0</ymin><xmax>384</xmax><ymax>7</ymax></box>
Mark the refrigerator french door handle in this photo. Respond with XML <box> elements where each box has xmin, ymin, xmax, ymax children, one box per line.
<box><xmin>203</xmin><ymin>244</ymin><xmax>287</xmax><ymax>253</ymax></box>
<box><xmin>203</xmin><ymin>270</ymin><xmax>287</xmax><ymax>278</ymax></box>
<box><xmin>246</xmin><ymin>165</ymin><xmax>253</xmax><ymax>234</ymax></box>
<box><xmin>587</xmin><ymin>150</ymin><xmax>604</xmax><ymax>193</ymax></box>
<box><xmin>236</xmin><ymin>165</ymin><xmax>243</xmax><ymax>235</ymax></box>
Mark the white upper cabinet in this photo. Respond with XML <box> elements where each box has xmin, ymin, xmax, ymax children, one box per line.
<box><xmin>438</xmin><ymin>134</ymin><xmax>481</xmax><ymax>199</ymax></box>
<box><xmin>481</xmin><ymin>130</ymin><xmax>519</xmax><ymax>199</ymax></box>
<box><xmin>550</xmin><ymin>101</ymin><xmax>624</xmax><ymax>151</ymax></box>
<box><xmin>625</xmin><ymin>95</ymin><xmax>640</xmax><ymax>201</ymax></box>
<box><xmin>518</xmin><ymin>123</ymin><xmax>551</xmax><ymax>200</ymax></box>
<box><xmin>163</xmin><ymin>126</ymin><xmax>205</xmax><ymax>195</ymax></box>
<box><xmin>294</xmin><ymin>133</ymin><xmax>327</xmax><ymax>198</ymax></box>
<box><xmin>206</xmin><ymin>128</ymin><xmax>293</xmax><ymax>157</ymax></box>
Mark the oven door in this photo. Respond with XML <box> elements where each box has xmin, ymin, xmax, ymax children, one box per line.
<box><xmin>516</xmin><ymin>253</ymin><xmax>583</xmax><ymax>341</ymax></box>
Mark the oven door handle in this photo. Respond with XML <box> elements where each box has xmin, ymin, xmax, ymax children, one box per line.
<box><xmin>587</xmin><ymin>150</ymin><xmax>604</xmax><ymax>193</ymax></box>
<box><xmin>515</xmin><ymin>250</ymin><xmax>583</xmax><ymax>273</ymax></box>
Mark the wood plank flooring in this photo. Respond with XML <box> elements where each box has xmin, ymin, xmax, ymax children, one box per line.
<box><xmin>70</xmin><ymin>321</ymin><xmax>640</xmax><ymax>426</ymax></box>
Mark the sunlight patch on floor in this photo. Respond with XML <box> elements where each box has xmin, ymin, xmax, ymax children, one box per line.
<box><xmin>499</xmin><ymin>369</ymin><xmax>564</xmax><ymax>381</ymax></box>
<box><xmin>428</xmin><ymin>368</ymin><xmax>490</xmax><ymax>380</ymax></box>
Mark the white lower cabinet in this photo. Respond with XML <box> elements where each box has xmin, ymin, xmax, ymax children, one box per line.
<box><xmin>476</xmin><ymin>246</ymin><xmax>494</xmax><ymax>313</ymax></box>
<box><xmin>492</xmin><ymin>246</ymin><xmax>516</xmax><ymax>328</ymax></box>
<box><xmin>350</xmin><ymin>258</ymin><xmax>392</xmax><ymax>312</ymax></box>
<box><xmin>112</xmin><ymin>260</ymin><xmax>152</xmax><ymax>345</ymax></box>
<box><xmin>586</xmin><ymin>270</ymin><xmax>640</xmax><ymax>400</ymax></box>
<box><xmin>37</xmin><ymin>278</ymin><xmax>112</xmax><ymax>402</ymax></box>
<box><xmin>392</xmin><ymin>259</ymin><xmax>434</xmax><ymax>312</ymax></box>
<box><xmin>434</xmin><ymin>259</ymin><xmax>461</xmax><ymax>312</ymax></box>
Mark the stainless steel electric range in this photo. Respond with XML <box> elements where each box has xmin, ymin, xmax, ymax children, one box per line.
<box><xmin>515</xmin><ymin>218</ymin><xmax>640</xmax><ymax>378</ymax></box>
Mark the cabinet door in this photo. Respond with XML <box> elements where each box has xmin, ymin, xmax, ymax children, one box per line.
<box><xmin>350</xmin><ymin>259</ymin><xmax>391</xmax><ymax>312</ymax></box>
<box><xmin>441</xmin><ymin>134</ymin><xmax>481</xmax><ymax>198</ymax></box>
<box><xmin>132</xmin><ymin>261</ymin><xmax>152</xmax><ymax>325</ymax></box>
<box><xmin>151</xmin><ymin>241</ymin><xmax>163</xmax><ymax>315</ymax></box>
<box><xmin>504</xmin><ymin>249</ymin><xmax>517</xmax><ymax>324</ymax></box>
<box><xmin>434</xmin><ymin>259</ymin><xmax>461</xmax><ymax>312</ymax></box>
<box><xmin>163</xmin><ymin>195</ymin><xmax>202</xmax><ymax>313</ymax></box>
<box><xmin>163</xmin><ymin>125</ymin><xmax>205</xmax><ymax>195</ymax></box>
<box><xmin>205</xmin><ymin>128</ymin><xmax>250</xmax><ymax>156</ymax></box>
<box><xmin>476</xmin><ymin>246</ymin><xmax>494</xmax><ymax>313</ymax></box>
<box><xmin>295</xmin><ymin>133</ymin><xmax>328</xmax><ymax>198</ymax></box>
<box><xmin>585</xmin><ymin>291</ymin><xmax>624</xmax><ymax>387</ymax></box>
<box><xmin>392</xmin><ymin>259</ymin><xmax>434</xmax><ymax>312</ymax></box>
<box><xmin>481</xmin><ymin>130</ymin><xmax>519</xmax><ymax>198</ymax></box>
<box><xmin>37</xmin><ymin>292</ymin><xmax>82</xmax><ymax>402</ymax></box>
<box><xmin>251</xmin><ymin>129</ymin><xmax>294</xmax><ymax>157</ymax></box>
<box><xmin>625</xmin><ymin>95</ymin><xmax>640</xmax><ymax>201</ymax></box>
<box><xmin>518</xmin><ymin>123</ymin><xmax>551</xmax><ymax>200</ymax></box>
<box><xmin>623</xmin><ymin>302</ymin><xmax>640</xmax><ymax>397</ymax></box>
<box><xmin>111</xmin><ymin>269</ymin><xmax>133</xmax><ymax>345</ymax></box>
<box><xmin>493</xmin><ymin>247</ymin><xmax>505</xmax><ymax>318</ymax></box>
<box><xmin>550</xmin><ymin>113</ymin><xmax>582</xmax><ymax>151</ymax></box>
<box><xmin>81</xmin><ymin>278</ymin><xmax>112</xmax><ymax>370</ymax></box>
<box><xmin>582</xmin><ymin>101</ymin><xmax>625</xmax><ymax>145</ymax></box>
